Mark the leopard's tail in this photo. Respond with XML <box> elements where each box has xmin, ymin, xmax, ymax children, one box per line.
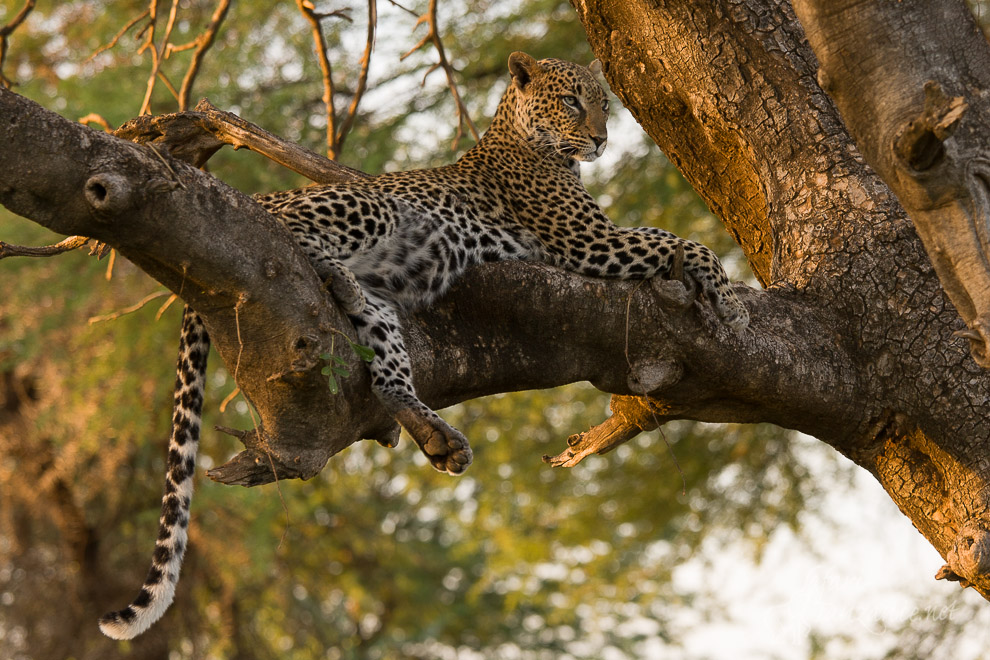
<box><xmin>99</xmin><ymin>305</ymin><xmax>209</xmax><ymax>640</ymax></box>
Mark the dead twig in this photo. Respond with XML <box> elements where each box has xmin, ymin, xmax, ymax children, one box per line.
<box><xmin>156</xmin><ymin>68</ymin><xmax>181</xmax><ymax>104</ymax></box>
<box><xmin>0</xmin><ymin>0</ymin><xmax>36</xmax><ymax>88</ymax></box>
<box><xmin>155</xmin><ymin>293</ymin><xmax>179</xmax><ymax>320</ymax></box>
<box><xmin>219</xmin><ymin>386</ymin><xmax>241</xmax><ymax>413</ymax></box>
<box><xmin>401</xmin><ymin>0</ymin><xmax>479</xmax><ymax>150</ymax></box>
<box><xmin>335</xmin><ymin>0</ymin><xmax>377</xmax><ymax>155</ymax></box>
<box><xmin>0</xmin><ymin>235</ymin><xmax>90</xmax><ymax>259</ymax></box>
<box><xmin>104</xmin><ymin>248</ymin><xmax>116</xmax><ymax>280</ymax></box>
<box><xmin>115</xmin><ymin>98</ymin><xmax>368</xmax><ymax>182</ymax></box>
<box><xmin>87</xmin><ymin>291</ymin><xmax>173</xmax><ymax>324</ymax></box>
<box><xmin>135</xmin><ymin>0</ymin><xmax>160</xmax><ymax>113</ymax></box>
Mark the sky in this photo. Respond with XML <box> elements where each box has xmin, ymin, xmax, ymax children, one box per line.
<box><xmin>666</xmin><ymin>434</ymin><xmax>990</xmax><ymax>660</ymax></box>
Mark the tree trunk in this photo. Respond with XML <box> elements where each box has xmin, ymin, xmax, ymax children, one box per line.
<box><xmin>572</xmin><ymin>0</ymin><xmax>990</xmax><ymax>597</ymax></box>
<box><xmin>792</xmin><ymin>0</ymin><xmax>990</xmax><ymax>368</ymax></box>
<box><xmin>1</xmin><ymin>0</ymin><xmax>989</xmax><ymax>604</ymax></box>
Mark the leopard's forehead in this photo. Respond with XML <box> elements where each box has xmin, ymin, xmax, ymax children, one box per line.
<box><xmin>537</xmin><ymin>58</ymin><xmax>604</xmax><ymax>98</ymax></box>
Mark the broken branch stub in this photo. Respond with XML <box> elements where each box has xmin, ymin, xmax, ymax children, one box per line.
<box><xmin>543</xmin><ymin>395</ymin><xmax>669</xmax><ymax>468</ymax></box>
<box><xmin>114</xmin><ymin>98</ymin><xmax>368</xmax><ymax>182</ymax></box>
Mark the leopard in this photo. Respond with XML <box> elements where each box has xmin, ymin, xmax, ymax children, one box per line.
<box><xmin>99</xmin><ymin>51</ymin><xmax>749</xmax><ymax>640</ymax></box>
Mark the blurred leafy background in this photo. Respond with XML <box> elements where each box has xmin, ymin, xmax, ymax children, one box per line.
<box><xmin>1</xmin><ymin>1</ymin><xmax>988</xmax><ymax>659</ymax></box>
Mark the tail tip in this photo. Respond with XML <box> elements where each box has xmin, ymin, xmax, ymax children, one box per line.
<box><xmin>98</xmin><ymin>607</ymin><xmax>140</xmax><ymax>640</ymax></box>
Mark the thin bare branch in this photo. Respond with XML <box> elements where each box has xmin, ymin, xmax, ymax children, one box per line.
<box><xmin>156</xmin><ymin>68</ymin><xmax>181</xmax><ymax>103</ymax></box>
<box><xmin>0</xmin><ymin>235</ymin><xmax>90</xmax><ymax>259</ymax></box>
<box><xmin>297</xmin><ymin>0</ymin><xmax>340</xmax><ymax>159</ymax></box>
<box><xmin>138</xmin><ymin>0</ymin><xmax>182</xmax><ymax>116</ymax></box>
<box><xmin>155</xmin><ymin>292</ymin><xmax>179</xmax><ymax>321</ymax></box>
<box><xmin>104</xmin><ymin>248</ymin><xmax>116</xmax><ymax>280</ymax></box>
<box><xmin>135</xmin><ymin>1</ymin><xmax>159</xmax><ymax>110</ymax></box>
<box><xmin>385</xmin><ymin>0</ymin><xmax>418</xmax><ymax>17</ymax></box>
<box><xmin>335</xmin><ymin>0</ymin><xmax>377</xmax><ymax>154</ymax></box>
<box><xmin>0</xmin><ymin>0</ymin><xmax>36</xmax><ymax>88</ymax></box>
<box><xmin>165</xmin><ymin>40</ymin><xmax>199</xmax><ymax>55</ymax></box>
<box><xmin>87</xmin><ymin>291</ymin><xmax>172</xmax><ymax>325</ymax></box>
<box><xmin>177</xmin><ymin>0</ymin><xmax>231</xmax><ymax>111</ymax></box>
<box><xmin>401</xmin><ymin>0</ymin><xmax>479</xmax><ymax>149</ymax></box>
<box><xmin>85</xmin><ymin>8</ymin><xmax>151</xmax><ymax>64</ymax></box>
<box><xmin>219</xmin><ymin>386</ymin><xmax>241</xmax><ymax>413</ymax></box>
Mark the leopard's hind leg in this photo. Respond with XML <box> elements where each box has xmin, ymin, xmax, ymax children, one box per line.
<box><xmin>350</xmin><ymin>293</ymin><xmax>472</xmax><ymax>474</ymax></box>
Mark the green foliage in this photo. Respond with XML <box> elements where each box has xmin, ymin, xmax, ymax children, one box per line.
<box><xmin>319</xmin><ymin>337</ymin><xmax>374</xmax><ymax>393</ymax></box>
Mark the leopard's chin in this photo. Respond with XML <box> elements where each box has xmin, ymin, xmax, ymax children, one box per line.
<box><xmin>573</xmin><ymin>150</ymin><xmax>600</xmax><ymax>163</ymax></box>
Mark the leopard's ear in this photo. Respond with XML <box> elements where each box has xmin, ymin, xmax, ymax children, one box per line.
<box><xmin>508</xmin><ymin>51</ymin><xmax>542</xmax><ymax>90</ymax></box>
<box><xmin>588</xmin><ymin>59</ymin><xmax>602</xmax><ymax>76</ymax></box>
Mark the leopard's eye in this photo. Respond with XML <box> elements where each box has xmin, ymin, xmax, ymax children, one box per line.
<box><xmin>561</xmin><ymin>95</ymin><xmax>580</xmax><ymax>110</ymax></box>
<box><xmin>601</xmin><ymin>99</ymin><xmax>609</xmax><ymax>113</ymax></box>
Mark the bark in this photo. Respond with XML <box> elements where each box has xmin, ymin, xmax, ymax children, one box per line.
<box><xmin>572</xmin><ymin>0</ymin><xmax>990</xmax><ymax>596</ymax></box>
<box><xmin>792</xmin><ymin>0</ymin><xmax>990</xmax><ymax>368</ymax></box>
<box><xmin>1</xmin><ymin>0</ymin><xmax>989</xmax><ymax>604</ymax></box>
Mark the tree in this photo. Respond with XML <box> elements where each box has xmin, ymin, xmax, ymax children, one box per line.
<box><xmin>570</xmin><ymin>0</ymin><xmax>990</xmax><ymax>594</ymax></box>
<box><xmin>1</xmin><ymin>0</ymin><xmax>989</xmax><ymax>657</ymax></box>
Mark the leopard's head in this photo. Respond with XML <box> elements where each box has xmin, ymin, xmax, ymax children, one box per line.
<box><xmin>507</xmin><ymin>52</ymin><xmax>609</xmax><ymax>162</ymax></box>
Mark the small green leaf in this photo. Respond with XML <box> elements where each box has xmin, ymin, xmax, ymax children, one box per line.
<box><xmin>319</xmin><ymin>352</ymin><xmax>333</xmax><ymax>361</ymax></box>
<box><xmin>327</xmin><ymin>374</ymin><xmax>339</xmax><ymax>394</ymax></box>
<box><xmin>349</xmin><ymin>341</ymin><xmax>375</xmax><ymax>362</ymax></box>
<box><xmin>332</xmin><ymin>365</ymin><xmax>350</xmax><ymax>379</ymax></box>
<box><xmin>321</xmin><ymin>365</ymin><xmax>332</xmax><ymax>376</ymax></box>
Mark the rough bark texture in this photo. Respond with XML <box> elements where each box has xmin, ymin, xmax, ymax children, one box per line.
<box><xmin>792</xmin><ymin>0</ymin><xmax>990</xmax><ymax>368</ymax></box>
<box><xmin>2</xmin><ymin>0</ymin><xmax>990</xmax><ymax>603</ymax></box>
<box><xmin>571</xmin><ymin>0</ymin><xmax>990</xmax><ymax>597</ymax></box>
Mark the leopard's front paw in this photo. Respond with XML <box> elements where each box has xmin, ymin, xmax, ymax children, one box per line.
<box><xmin>394</xmin><ymin>408</ymin><xmax>473</xmax><ymax>475</ymax></box>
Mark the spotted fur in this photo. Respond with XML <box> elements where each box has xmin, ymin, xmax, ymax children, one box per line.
<box><xmin>100</xmin><ymin>52</ymin><xmax>748</xmax><ymax>640</ymax></box>
<box><xmin>99</xmin><ymin>306</ymin><xmax>209</xmax><ymax>639</ymax></box>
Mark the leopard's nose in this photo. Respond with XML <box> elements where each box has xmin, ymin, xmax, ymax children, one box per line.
<box><xmin>592</xmin><ymin>135</ymin><xmax>607</xmax><ymax>149</ymax></box>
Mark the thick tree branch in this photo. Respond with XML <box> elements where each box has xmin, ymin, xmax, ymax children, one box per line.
<box><xmin>792</xmin><ymin>0</ymin><xmax>990</xmax><ymax>367</ymax></box>
<box><xmin>0</xmin><ymin>84</ymin><xmax>855</xmax><ymax>486</ymax></box>
<box><xmin>1</xmin><ymin>85</ymin><xmax>395</xmax><ymax>485</ymax></box>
